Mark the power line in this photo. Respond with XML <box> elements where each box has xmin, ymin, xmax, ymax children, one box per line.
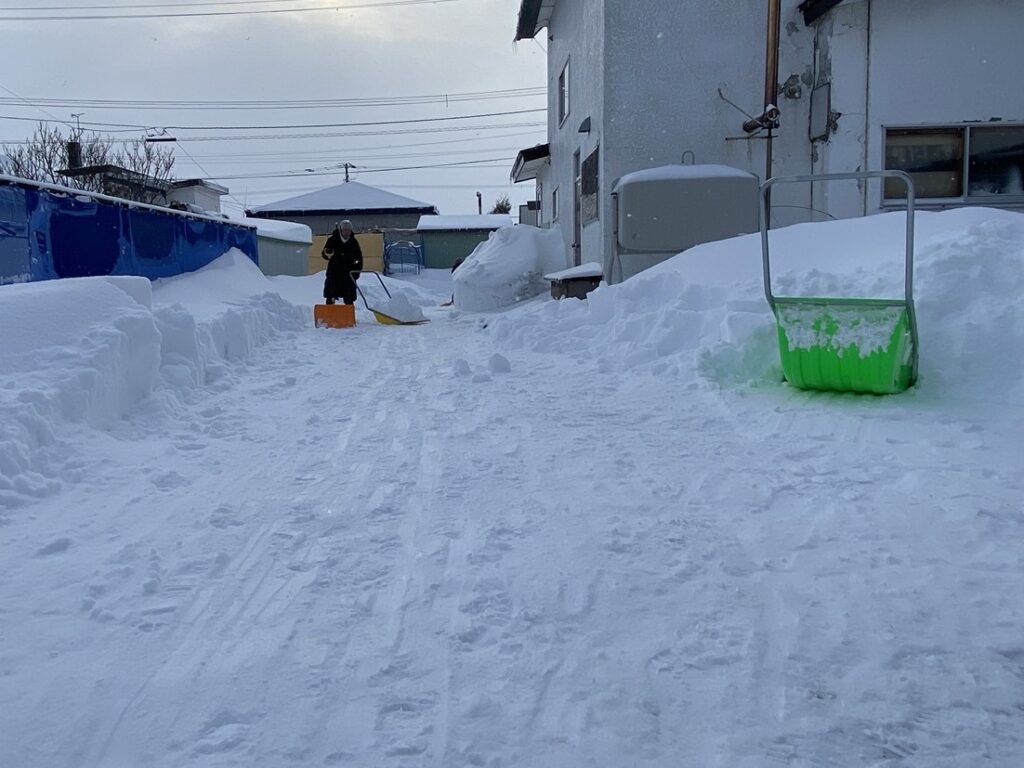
<box><xmin>182</xmin><ymin>148</ymin><xmax>529</xmax><ymax>166</ymax></box>
<box><xmin>207</xmin><ymin>156</ymin><xmax>515</xmax><ymax>180</ymax></box>
<box><xmin>0</xmin><ymin>87</ymin><xmax>545</xmax><ymax>111</ymax></box>
<box><xmin>0</xmin><ymin>0</ymin><xmax>358</xmax><ymax>9</ymax></box>
<box><xmin>0</xmin><ymin>0</ymin><xmax>460</xmax><ymax>21</ymax></box>
<box><xmin>0</xmin><ymin>121</ymin><xmax>546</xmax><ymax>144</ymax></box>
<box><xmin>247</xmin><ymin>182</ymin><xmax>517</xmax><ymax>195</ymax></box>
<box><xmin>0</xmin><ymin>107</ymin><xmax>545</xmax><ymax>132</ymax></box>
<box><xmin>184</xmin><ymin>130</ymin><xmax>545</xmax><ymax>159</ymax></box>
<box><xmin>0</xmin><ymin>81</ymin><xmax>68</xmax><ymax>126</ymax></box>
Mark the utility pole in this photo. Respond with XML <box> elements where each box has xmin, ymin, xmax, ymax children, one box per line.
<box><xmin>70</xmin><ymin>112</ymin><xmax>84</xmax><ymax>137</ymax></box>
<box><xmin>476</xmin><ymin>191</ymin><xmax>482</xmax><ymax>214</ymax></box>
<box><xmin>343</xmin><ymin>162</ymin><xmax>355</xmax><ymax>182</ymax></box>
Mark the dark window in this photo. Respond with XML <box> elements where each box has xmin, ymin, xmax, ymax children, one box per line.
<box><xmin>551</xmin><ymin>187</ymin><xmax>559</xmax><ymax>220</ymax></box>
<box><xmin>884</xmin><ymin>124</ymin><xmax>1024</xmax><ymax>202</ymax></box>
<box><xmin>581</xmin><ymin>147</ymin><xmax>599</xmax><ymax>223</ymax></box>
<box><xmin>968</xmin><ymin>126</ymin><xmax>1024</xmax><ymax>197</ymax></box>
<box><xmin>558</xmin><ymin>61</ymin><xmax>570</xmax><ymax>125</ymax></box>
<box><xmin>884</xmin><ymin>128</ymin><xmax>964</xmax><ymax>199</ymax></box>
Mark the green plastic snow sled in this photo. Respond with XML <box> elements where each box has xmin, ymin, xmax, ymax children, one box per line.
<box><xmin>760</xmin><ymin>171</ymin><xmax>919</xmax><ymax>395</ymax></box>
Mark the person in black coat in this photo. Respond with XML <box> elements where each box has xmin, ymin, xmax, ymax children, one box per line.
<box><xmin>321</xmin><ymin>220</ymin><xmax>363</xmax><ymax>305</ymax></box>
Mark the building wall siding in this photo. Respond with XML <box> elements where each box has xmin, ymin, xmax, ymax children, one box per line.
<box><xmin>421</xmin><ymin>230</ymin><xmax>495</xmax><ymax>269</ymax></box>
<box><xmin>546</xmin><ymin>0</ymin><xmax>605</xmax><ymax>269</ymax></box>
<box><xmin>812</xmin><ymin>0</ymin><xmax>1024</xmax><ymax>216</ymax></box>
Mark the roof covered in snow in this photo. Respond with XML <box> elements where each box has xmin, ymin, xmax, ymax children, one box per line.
<box><xmin>247</xmin><ymin>181</ymin><xmax>437</xmax><ymax>216</ymax></box>
<box><xmin>417</xmin><ymin>214</ymin><xmax>514</xmax><ymax>232</ymax></box>
<box><xmin>544</xmin><ymin>262</ymin><xmax>604</xmax><ymax>281</ymax></box>
<box><xmin>247</xmin><ymin>217</ymin><xmax>313</xmax><ymax>244</ymax></box>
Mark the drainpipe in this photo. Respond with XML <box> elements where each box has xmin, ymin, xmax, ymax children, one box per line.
<box><xmin>764</xmin><ymin>0</ymin><xmax>781</xmax><ymax>221</ymax></box>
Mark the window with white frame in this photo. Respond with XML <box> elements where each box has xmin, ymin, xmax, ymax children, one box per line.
<box><xmin>536</xmin><ymin>182</ymin><xmax>544</xmax><ymax>226</ymax></box>
<box><xmin>558</xmin><ymin>60</ymin><xmax>570</xmax><ymax>125</ymax></box>
<box><xmin>552</xmin><ymin>187</ymin><xmax>559</xmax><ymax>221</ymax></box>
<box><xmin>884</xmin><ymin>124</ymin><xmax>1024</xmax><ymax>202</ymax></box>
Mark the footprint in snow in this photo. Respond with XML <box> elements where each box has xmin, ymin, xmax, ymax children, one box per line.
<box><xmin>453</xmin><ymin>358</ymin><xmax>471</xmax><ymax>377</ymax></box>
<box><xmin>34</xmin><ymin>537</ymin><xmax>72</xmax><ymax>557</ymax></box>
<box><xmin>488</xmin><ymin>353</ymin><xmax>511</xmax><ymax>374</ymax></box>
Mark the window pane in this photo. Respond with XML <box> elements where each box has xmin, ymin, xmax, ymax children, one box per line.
<box><xmin>581</xmin><ymin>147</ymin><xmax>599</xmax><ymax>223</ymax></box>
<box><xmin>884</xmin><ymin>129</ymin><xmax>963</xmax><ymax>198</ymax></box>
<box><xmin>969</xmin><ymin>126</ymin><xmax>1024</xmax><ymax>196</ymax></box>
<box><xmin>558</xmin><ymin>62</ymin><xmax>569</xmax><ymax>123</ymax></box>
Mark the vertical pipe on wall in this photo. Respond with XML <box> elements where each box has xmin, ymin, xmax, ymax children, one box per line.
<box><xmin>862</xmin><ymin>0</ymin><xmax>873</xmax><ymax>215</ymax></box>
<box><xmin>763</xmin><ymin>0</ymin><xmax>781</xmax><ymax>224</ymax></box>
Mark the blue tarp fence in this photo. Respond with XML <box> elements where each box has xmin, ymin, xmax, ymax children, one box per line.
<box><xmin>0</xmin><ymin>175</ymin><xmax>257</xmax><ymax>285</ymax></box>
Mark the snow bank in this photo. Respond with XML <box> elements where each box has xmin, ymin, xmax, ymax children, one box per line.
<box><xmin>0</xmin><ymin>277</ymin><xmax>162</xmax><ymax>507</ymax></box>
<box><xmin>453</xmin><ymin>225</ymin><xmax>568</xmax><ymax>312</ymax></box>
<box><xmin>0</xmin><ymin>250</ymin><xmax>305</xmax><ymax>509</ymax></box>
<box><xmin>490</xmin><ymin>208</ymin><xmax>1024</xmax><ymax>402</ymax></box>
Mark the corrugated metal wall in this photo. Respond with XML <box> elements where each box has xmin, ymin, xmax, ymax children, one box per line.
<box><xmin>256</xmin><ymin>236</ymin><xmax>308</xmax><ymax>277</ymax></box>
<box><xmin>420</xmin><ymin>231</ymin><xmax>493</xmax><ymax>269</ymax></box>
<box><xmin>0</xmin><ymin>177</ymin><xmax>257</xmax><ymax>285</ymax></box>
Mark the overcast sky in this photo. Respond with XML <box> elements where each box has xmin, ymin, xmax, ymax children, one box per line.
<box><xmin>0</xmin><ymin>0</ymin><xmax>548</xmax><ymax>217</ymax></box>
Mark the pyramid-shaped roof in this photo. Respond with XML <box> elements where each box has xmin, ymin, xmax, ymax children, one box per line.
<box><xmin>248</xmin><ymin>181</ymin><xmax>436</xmax><ymax>216</ymax></box>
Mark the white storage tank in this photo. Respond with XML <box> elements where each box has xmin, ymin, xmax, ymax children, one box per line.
<box><xmin>610</xmin><ymin>164</ymin><xmax>759</xmax><ymax>283</ymax></box>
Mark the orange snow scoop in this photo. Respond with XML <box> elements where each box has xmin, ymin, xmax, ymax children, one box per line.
<box><xmin>313</xmin><ymin>303</ymin><xmax>356</xmax><ymax>329</ymax></box>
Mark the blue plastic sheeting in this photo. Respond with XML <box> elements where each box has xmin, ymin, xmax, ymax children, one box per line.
<box><xmin>0</xmin><ymin>177</ymin><xmax>257</xmax><ymax>285</ymax></box>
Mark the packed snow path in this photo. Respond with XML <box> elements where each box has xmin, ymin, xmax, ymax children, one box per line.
<box><xmin>3</xmin><ymin>310</ymin><xmax>1023</xmax><ymax>767</ymax></box>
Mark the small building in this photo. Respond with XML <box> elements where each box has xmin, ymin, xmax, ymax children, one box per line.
<box><xmin>416</xmin><ymin>214</ymin><xmax>514</xmax><ymax>269</ymax></box>
<box><xmin>245</xmin><ymin>181</ymin><xmax>438</xmax><ymax>239</ymax></box>
<box><xmin>247</xmin><ymin>181</ymin><xmax>438</xmax><ymax>276</ymax></box>
<box><xmin>57</xmin><ymin>163</ymin><xmax>229</xmax><ymax>213</ymax></box>
<box><xmin>167</xmin><ymin>179</ymin><xmax>229</xmax><ymax>214</ymax></box>
<box><xmin>248</xmin><ymin>218</ymin><xmax>313</xmax><ymax>277</ymax></box>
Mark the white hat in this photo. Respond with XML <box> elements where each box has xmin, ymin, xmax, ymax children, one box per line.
<box><xmin>340</xmin><ymin>219</ymin><xmax>353</xmax><ymax>229</ymax></box>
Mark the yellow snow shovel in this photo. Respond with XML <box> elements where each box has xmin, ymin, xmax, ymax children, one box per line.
<box><xmin>353</xmin><ymin>270</ymin><xmax>429</xmax><ymax>326</ymax></box>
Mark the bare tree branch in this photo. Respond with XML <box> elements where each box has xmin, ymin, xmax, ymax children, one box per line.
<box><xmin>0</xmin><ymin>123</ymin><xmax>175</xmax><ymax>204</ymax></box>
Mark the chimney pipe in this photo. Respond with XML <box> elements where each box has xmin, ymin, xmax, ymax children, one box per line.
<box><xmin>66</xmin><ymin>140</ymin><xmax>82</xmax><ymax>170</ymax></box>
<box><xmin>764</xmin><ymin>0</ymin><xmax>781</xmax><ymax>115</ymax></box>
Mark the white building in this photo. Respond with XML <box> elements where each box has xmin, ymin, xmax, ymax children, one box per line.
<box><xmin>512</xmin><ymin>0</ymin><xmax>1024</xmax><ymax>277</ymax></box>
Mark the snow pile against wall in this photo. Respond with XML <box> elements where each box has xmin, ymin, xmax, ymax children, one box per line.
<box><xmin>453</xmin><ymin>225</ymin><xmax>568</xmax><ymax>312</ymax></box>
<box><xmin>489</xmin><ymin>208</ymin><xmax>1024</xmax><ymax>403</ymax></box>
<box><xmin>0</xmin><ymin>277</ymin><xmax>162</xmax><ymax>507</ymax></box>
<box><xmin>0</xmin><ymin>250</ymin><xmax>305</xmax><ymax>510</ymax></box>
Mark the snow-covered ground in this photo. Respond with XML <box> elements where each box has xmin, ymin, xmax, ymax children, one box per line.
<box><xmin>1</xmin><ymin>209</ymin><xmax>1022</xmax><ymax>767</ymax></box>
